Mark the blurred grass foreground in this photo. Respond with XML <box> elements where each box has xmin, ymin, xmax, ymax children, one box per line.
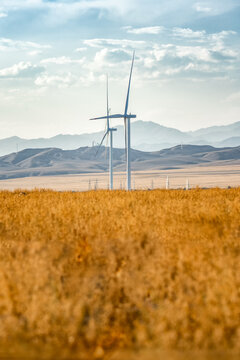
<box><xmin>0</xmin><ymin>188</ymin><xmax>239</xmax><ymax>359</ymax></box>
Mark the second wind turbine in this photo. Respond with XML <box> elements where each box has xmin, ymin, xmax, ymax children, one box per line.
<box><xmin>90</xmin><ymin>52</ymin><xmax>136</xmax><ymax>191</ymax></box>
<box><xmin>92</xmin><ymin>75</ymin><xmax>117</xmax><ymax>190</ymax></box>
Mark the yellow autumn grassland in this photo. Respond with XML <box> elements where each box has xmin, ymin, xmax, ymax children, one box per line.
<box><xmin>0</xmin><ymin>188</ymin><xmax>239</xmax><ymax>359</ymax></box>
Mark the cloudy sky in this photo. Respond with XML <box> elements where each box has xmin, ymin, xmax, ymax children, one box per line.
<box><xmin>0</xmin><ymin>0</ymin><xmax>240</xmax><ymax>138</ymax></box>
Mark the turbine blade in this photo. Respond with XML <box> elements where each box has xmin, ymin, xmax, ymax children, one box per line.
<box><xmin>124</xmin><ymin>51</ymin><xmax>135</xmax><ymax>118</ymax></box>
<box><xmin>90</xmin><ymin>114</ymin><xmax>123</xmax><ymax>121</ymax></box>
<box><xmin>124</xmin><ymin>118</ymin><xmax>127</xmax><ymax>160</ymax></box>
<box><xmin>106</xmin><ymin>74</ymin><xmax>109</xmax><ymax>131</ymax></box>
<box><xmin>96</xmin><ymin>131</ymin><xmax>108</xmax><ymax>156</ymax></box>
<box><xmin>105</xmin><ymin>131</ymin><xmax>109</xmax><ymax>160</ymax></box>
<box><xmin>90</xmin><ymin>114</ymin><xmax>136</xmax><ymax>121</ymax></box>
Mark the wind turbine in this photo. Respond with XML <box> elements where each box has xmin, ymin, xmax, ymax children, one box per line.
<box><xmin>90</xmin><ymin>51</ymin><xmax>136</xmax><ymax>190</ymax></box>
<box><xmin>91</xmin><ymin>75</ymin><xmax>117</xmax><ymax>190</ymax></box>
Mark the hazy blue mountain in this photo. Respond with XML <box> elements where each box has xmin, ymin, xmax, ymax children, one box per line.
<box><xmin>188</xmin><ymin>121</ymin><xmax>240</xmax><ymax>142</ymax></box>
<box><xmin>0</xmin><ymin>120</ymin><xmax>240</xmax><ymax>156</ymax></box>
<box><xmin>216</xmin><ymin>137</ymin><xmax>240</xmax><ymax>147</ymax></box>
<box><xmin>0</xmin><ymin>132</ymin><xmax>105</xmax><ymax>157</ymax></box>
<box><xmin>0</xmin><ymin>121</ymin><xmax>191</xmax><ymax>156</ymax></box>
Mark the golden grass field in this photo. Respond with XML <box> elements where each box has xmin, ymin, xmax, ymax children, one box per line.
<box><xmin>0</xmin><ymin>188</ymin><xmax>240</xmax><ymax>359</ymax></box>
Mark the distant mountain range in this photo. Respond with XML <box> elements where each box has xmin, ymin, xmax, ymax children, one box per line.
<box><xmin>0</xmin><ymin>120</ymin><xmax>240</xmax><ymax>156</ymax></box>
<box><xmin>0</xmin><ymin>144</ymin><xmax>239</xmax><ymax>180</ymax></box>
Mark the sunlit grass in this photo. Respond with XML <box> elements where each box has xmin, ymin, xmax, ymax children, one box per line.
<box><xmin>0</xmin><ymin>188</ymin><xmax>239</xmax><ymax>359</ymax></box>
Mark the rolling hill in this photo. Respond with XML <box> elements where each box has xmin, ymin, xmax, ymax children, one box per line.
<box><xmin>0</xmin><ymin>144</ymin><xmax>239</xmax><ymax>180</ymax></box>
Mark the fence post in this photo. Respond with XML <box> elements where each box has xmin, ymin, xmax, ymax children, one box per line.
<box><xmin>166</xmin><ymin>176</ymin><xmax>169</xmax><ymax>190</ymax></box>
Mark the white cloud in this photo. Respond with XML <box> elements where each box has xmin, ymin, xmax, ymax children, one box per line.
<box><xmin>150</xmin><ymin>43</ymin><xmax>214</xmax><ymax>63</ymax></box>
<box><xmin>0</xmin><ymin>62</ymin><xmax>44</xmax><ymax>78</ymax></box>
<box><xmin>99</xmin><ymin>47</ymin><xmax>130</xmax><ymax>61</ymax></box>
<box><xmin>78</xmin><ymin>26</ymin><xmax>239</xmax><ymax>83</ymax></box>
<box><xmin>168</xmin><ymin>28</ymin><xmax>236</xmax><ymax>46</ymax></box>
<box><xmin>207</xmin><ymin>31</ymin><xmax>238</xmax><ymax>58</ymax></box>
<box><xmin>168</xmin><ymin>28</ymin><xmax>238</xmax><ymax>61</ymax></box>
<box><xmin>28</xmin><ymin>50</ymin><xmax>43</xmax><ymax>56</ymax></box>
<box><xmin>1</xmin><ymin>0</ymin><xmax>239</xmax><ymax>29</ymax></box>
<box><xmin>136</xmin><ymin>30</ymin><xmax>239</xmax><ymax>81</ymax></box>
<box><xmin>75</xmin><ymin>47</ymin><xmax>87</xmax><ymax>52</ymax></box>
<box><xmin>173</xmin><ymin>28</ymin><xmax>206</xmax><ymax>38</ymax></box>
<box><xmin>143</xmin><ymin>56</ymin><xmax>157</xmax><ymax>68</ymax></box>
<box><xmin>0</xmin><ymin>37</ymin><xmax>51</xmax><ymax>52</ymax></box>
<box><xmin>35</xmin><ymin>73</ymin><xmax>75</xmax><ymax>88</ymax></box>
<box><xmin>83</xmin><ymin>38</ymin><xmax>145</xmax><ymax>49</ymax></box>
<box><xmin>0</xmin><ymin>0</ymin><xmax>132</xmax><ymax>12</ymax></box>
<box><xmin>0</xmin><ymin>26</ymin><xmax>238</xmax><ymax>88</ymax></box>
<box><xmin>1</xmin><ymin>0</ymin><xmax>238</xmax><ymax>19</ymax></box>
<box><xmin>194</xmin><ymin>3</ymin><xmax>212</xmax><ymax>13</ymax></box>
<box><xmin>209</xmin><ymin>30</ymin><xmax>237</xmax><ymax>42</ymax></box>
<box><xmin>184</xmin><ymin>62</ymin><xmax>212</xmax><ymax>72</ymax></box>
<box><xmin>175</xmin><ymin>45</ymin><xmax>213</xmax><ymax>62</ymax></box>
<box><xmin>0</xmin><ymin>0</ymin><xmax>135</xmax><ymax>24</ymax></box>
<box><xmin>41</xmin><ymin>56</ymin><xmax>85</xmax><ymax>65</ymax></box>
<box><xmin>125</xmin><ymin>26</ymin><xmax>164</xmax><ymax>35</ymax></box>
<box><xmin>0</xmin><ymin>0</ymin><xmax>43</xmax><ymax>9</ymax></box>
<box><xmin>82</xmin><ymin>48</ymin><xmax>132</xmax><ymax>74</ymax></box>
<box><xmin>193</xmin><ymin>1</ymin><xmax>239</xmax><ymax>16</ymax></box>
<box><xmin>143</xmin><ymin>61</ymin><xmax>215</xmax><ymax>78</ymax></box>
<box><xmin>0</xmin><ymin>12</ymin><xmax>7</xmax><ymax>18</ymax></box>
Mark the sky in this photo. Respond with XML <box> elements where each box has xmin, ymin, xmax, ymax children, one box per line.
<box><xmin>0</xmin><ymin>0</ymin><xmax>240</xmax><ymax>138</ymax></box>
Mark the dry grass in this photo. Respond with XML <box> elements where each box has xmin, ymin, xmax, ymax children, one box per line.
<box><xmin>0</xmin><ymin>165</ymin><xmax>240</xmax><ymax>191</ymax></box>
<box><xmin>0</xmin><ymin>188</ymin><xmax>240</xmax><ymax>359</ymax></box>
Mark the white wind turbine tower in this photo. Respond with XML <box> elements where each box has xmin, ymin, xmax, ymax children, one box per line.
<box><xmin>91</xmin><ymin>75</ymin><xmax>117</xmax><ymax>190</ymax></box>
<box><xmin>90</xmin><ymin>51</ymin><xmax>136</xmax><ymax>191</ymax></box>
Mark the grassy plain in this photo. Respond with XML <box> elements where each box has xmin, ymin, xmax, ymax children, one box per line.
<box><xmin>0</xmin><ymin>165</ymin><xmax>239</xmax><ymax>191</ymax></box>
<box><xmin>0</xmin><ymin>188</ymin><xmax>240</xmax><ymax>359</ymax></box>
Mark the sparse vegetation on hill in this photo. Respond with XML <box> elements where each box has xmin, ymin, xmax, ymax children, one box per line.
<box><xmin>0</xmin><ymin>144</ymin><xmax>240</xmax><ymax>180</ymax></box>
<box><xmin>0</xmin><ymin>189</ymin><xmax>239</xmax><ymax>359</ymax></box>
